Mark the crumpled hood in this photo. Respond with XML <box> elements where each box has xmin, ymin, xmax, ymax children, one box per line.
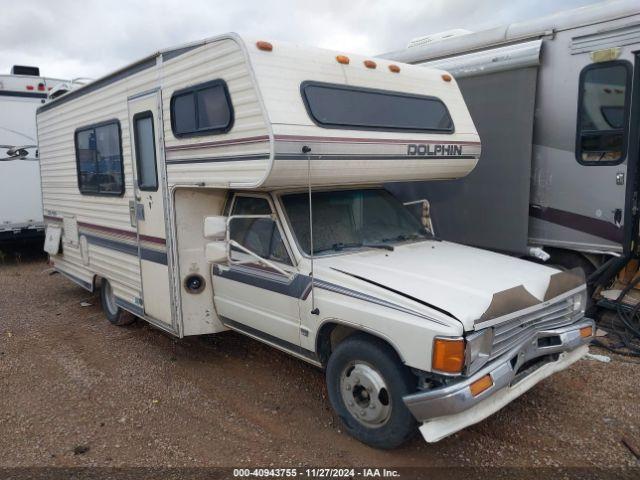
<box><xmin>318</xmin><ymin>240</ymin><xmax>581</xmax><ymax>330</ymax></box>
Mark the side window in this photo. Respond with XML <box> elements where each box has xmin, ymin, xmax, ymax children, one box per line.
<box><xmin>576</xmin><ymin>61</ymin><xmax>631</xmax><ymax>165</ymax></box>
<box><xmin>170</xmin><ymin>79</ymin><xmax>233</xmax><ymax>137</ymax></box>
<box><xmin>230</xmin><ymin>196</ymin><xmax>291</xmax><ymax>265</ymax></box>
<box><xmin>75</xmin><ymin>121</ymin><xmax>124</xmax><ymax>196</ymax></box>
<box><xmin>133</xmin><ymin>111</ymin><xmax>158</xmax><ymax>191</ymax></box>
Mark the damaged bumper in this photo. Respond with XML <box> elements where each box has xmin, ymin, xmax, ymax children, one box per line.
<box><xmin>403</xmin><ymin>318</ymin><xmax>594</xmax><ymax>443</ymax></box>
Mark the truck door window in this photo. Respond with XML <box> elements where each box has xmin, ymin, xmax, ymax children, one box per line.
<box><xmin>230</xmin><ymin>196</ymin><xmax>291</xmax><ymax>265</ymax></box>
<box><xmin>576</xmin><ymin>61</ymin><xmax>631</xmax><ymax>165</ymax></box>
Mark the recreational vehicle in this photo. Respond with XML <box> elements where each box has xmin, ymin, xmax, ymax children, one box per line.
<box><xmin>38</xmin><ymin>34</ymin><xmax>593</xmax><ymax>448</ymax></box>
<box><xmin>0</xmin><ymin>66</ymin><xmax>74</xmax><ymax>241</ymax></box>
<box><xmin>382</xmin><ymin>0</ymin><xmax>640</xmax><ymax>304</ymax></box>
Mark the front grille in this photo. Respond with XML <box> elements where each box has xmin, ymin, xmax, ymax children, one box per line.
<box><xmin>490</xmin><ymin>298</ymin><xmax>576</xmax><ymax>359</ymax></box>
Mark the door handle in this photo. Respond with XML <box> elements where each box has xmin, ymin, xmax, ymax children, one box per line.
<box><xmin>614</xmin><ymin>208</ymin><xmax>622</xmax><ymax>227</ymax></box>
<box><xmin>616</xmin><ymin>172</ymin><xmax>625</xmax><ymax>185</ymax></box>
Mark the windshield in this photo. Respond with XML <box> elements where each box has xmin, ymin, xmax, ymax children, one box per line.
<box><xmin>281</xmin><ymin>189</ymin><xmax>431</xmax><ymax>255</ymax></box>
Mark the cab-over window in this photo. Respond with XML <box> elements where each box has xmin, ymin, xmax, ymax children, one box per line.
<box><xmin>170</xmin><ymin>79</ymin><xmax>234</xmax><ymax>137</ymax></box>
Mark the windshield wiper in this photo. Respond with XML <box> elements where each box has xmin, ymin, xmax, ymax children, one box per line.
<box><xmin>362</xmin><ymin>243</ymin><xmax>394</xmax><ymax>251</ymax></box>
<box><xmin>330</xmin><ymin>242</ymin><xmax>394</xmax><ymax>252</ymax></box>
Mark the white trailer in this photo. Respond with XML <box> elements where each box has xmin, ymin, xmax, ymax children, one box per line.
<box><xmin>0</xmin><ymin>66</ymin><xmax>73</xmax><ymax>241</ymax></box>
<box><xmin>38</xmin><ymin>34</ymin><xmax>592</xmax><ymax>447</ymax></box>
<box><xmin>381</xmin><ymin>0</ymin><xmax>640</xmax><ymax>298</ymax></box>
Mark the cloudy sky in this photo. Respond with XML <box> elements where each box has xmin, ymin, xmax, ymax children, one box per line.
<box><xmin>1</xmin><ymin>0</ymin><xmax>608</xmax><ymax>80</ymax></box>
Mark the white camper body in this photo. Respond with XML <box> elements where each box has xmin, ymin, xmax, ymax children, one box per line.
<box><xmin>0</xmin><ymin>67</ymin><xmax>70</xmax><ymax>241</ymax></box>
<box><xmin>38</xmin><ymin>34</ymin><xmax>591</xmax><ymax>447</ymax></box>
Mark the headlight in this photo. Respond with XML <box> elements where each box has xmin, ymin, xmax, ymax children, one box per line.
<box><xmin>432</xmin><ymin>328</ymin><xmax>494</xmax><ymax>376</ymax></box>
<box><xmin>465</xmin><ymin>328</ymin><xmax>493</xmax><ymax>374</ymax></box>
<box><xmin>571</xmin><ymin>290</ymin><xmax>587</xmax><ymax>314</ymax></box>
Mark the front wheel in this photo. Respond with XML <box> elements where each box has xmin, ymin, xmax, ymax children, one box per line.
<box><xmin>326</xmin><ymin>333</ymin><xmax>417</xmax><ymax>449</ymax></box>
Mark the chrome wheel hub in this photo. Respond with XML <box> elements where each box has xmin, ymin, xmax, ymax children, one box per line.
<box><xmin>340</xmin><ymin>362</ymin><xmax>391</xmax><ymax>428</ymax></box>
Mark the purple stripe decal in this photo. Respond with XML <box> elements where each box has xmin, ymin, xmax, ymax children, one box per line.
<box><xmin>529</xmin><ymin>205</ymin><xmax>623</xmax><ymax>244</ymax></box>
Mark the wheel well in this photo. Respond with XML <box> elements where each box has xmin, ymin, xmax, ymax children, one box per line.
<box><xmin>316</xmin><ymin>322</ymin><xmax>403</xmax><ymax>366</ymax></box>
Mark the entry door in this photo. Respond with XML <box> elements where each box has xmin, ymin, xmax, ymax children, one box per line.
<box><xmin>127</xmin><ymin>92</ymin><xmax>174</xmax><ymax>329</ymax></box>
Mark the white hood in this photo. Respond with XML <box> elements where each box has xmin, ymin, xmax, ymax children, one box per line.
<box><xmin>317</xmin><ymin>240</ymin><xmax>562</xmax><ymax>330</ymax></box>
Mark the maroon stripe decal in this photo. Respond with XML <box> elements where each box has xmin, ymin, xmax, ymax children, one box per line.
<box><xmin>77</xmin><ymin>221</ymin><xmax>166</xmax><ymax>245</ymax></box>
<box><xmin>529</xmin><ymin>205</ymin><xmax>623</xmax><ymax>244</ymax></box>
<box><xmin>139</xmin><ymin>234</ymin><xmax>167</xmax><ymax>245</ymax></box>
<box><xmin>165</xmin><ymin>135</ymin><xmax>270</xmax><ymax>152</ymax></box>
<box><xmin>273</xmin><ymin>134</ymin><xmax>481</xmax><ymax>146</ymax></box>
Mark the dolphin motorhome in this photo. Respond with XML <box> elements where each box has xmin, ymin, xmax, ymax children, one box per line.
<box><xmin>0</xmin><ymin>66</ymin><xmax>76</xmax><ymax>241</ymax></box>
<box><xmin>382</xmin><ymin>0</ymin><xmax>640</xmax><ymax>305</ymax></box>
<box><xmin>38</xmin><ymin>34</ymin><xmax>593</xmax><ymax>448</ymax></box>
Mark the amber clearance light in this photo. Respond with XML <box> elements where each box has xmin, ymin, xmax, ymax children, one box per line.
<box><xmin>580</xmin><ymin>326</ymin><xmax>594</xmax><ymax>338</ymax></box>
<box><xmin>336</xmin><ymin>55</ymin><xmax>350</xmax><ymax>65</ymax></box>
<box><xmin>388</xmin><ymin>64</ymin><xmax>401</xmax><ymax>73</ymax></box>
<box><xmin>256</xmin><ymin>41</ymin><xmax>273</xmax><ymax>52</ymax></box>
<box><xmin>364</xmin><ymin>60</ymin><xmax>377</xmax><ymax>69</ymax></box>
<box><xmin>469</xmin><ymin>374</ymin><xmax>493</xmax><ymax>397</ymax></box>
<box><xmin>441</xmin><ymin>73</ymin><xmax>452</xmax><ymax>82</ymax></box>
<box><xmin>432</xmin><ymin>337</ymin><xmax>465</xmax><ymax>374</ymax></box>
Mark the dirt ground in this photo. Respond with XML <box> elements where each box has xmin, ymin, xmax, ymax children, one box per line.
<box><xmin>1</xmin><ymin>253</ymin><xmax>639</xmax><ymax>469</ymax></box>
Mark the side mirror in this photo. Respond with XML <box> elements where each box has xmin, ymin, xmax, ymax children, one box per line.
<box><xmin>404</xmin><ymin>199</ymin><xmax>435</xmax><ymax>236</ymax></box>
<box><xmin>204</xmin><ymin>215</ymin><xmax>227</xmax><ymax>238</ymax></box>
<box><xmin>205</xmin><ymin>241</ymin><xmax>228</xmax><ymax>263</ymax></box>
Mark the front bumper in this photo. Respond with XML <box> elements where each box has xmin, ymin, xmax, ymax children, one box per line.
<box><xmin>403</xmin><ymin>318</ymin><xmax>594</xmax><ymax>443</ymax></box>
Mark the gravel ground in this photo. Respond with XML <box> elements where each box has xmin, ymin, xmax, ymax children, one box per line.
<box><xmin>1</xmin><ymin>254</ymin><xmax>639</xmax><ymax>468</ymax></box>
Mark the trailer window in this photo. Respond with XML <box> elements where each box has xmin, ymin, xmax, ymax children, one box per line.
<box><xmin>133</xmin><ymin>111</ymin><xmax>158</xmax><ymax>191</ymax></box>
<box><xmin>74</xmin><ymin>121</ymin><xmax>124</xmax><ymax>196</ymax></box>
<box><xmin>576</xmin><ymin>61</ymin><xmax>631</xmax><ymax>165</ymax></box>
<box><xmin>170</xmin><ymin>79</ymin><xmax>233</xmax><ymax>137</ymax></box>
<box><xmin>301</xmin><ymin>81</ymin><xmax>453</xmax><ymax>133</ymax></box>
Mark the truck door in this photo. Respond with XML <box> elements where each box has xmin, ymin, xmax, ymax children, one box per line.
<box><xmin>127</xmin><ymin>91</ymin><xmax>175</xmax><ymax>332</ymax></box>
<box><xmin>210</xmin><ymin>193</ymin><xmax>303</xmax><ymax>349</ymax></box>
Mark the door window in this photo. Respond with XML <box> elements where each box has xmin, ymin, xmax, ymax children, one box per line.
<box><xmin>133</xmin><ymin>111</ymin><xmax>158</xmax><ymax>191</ymax></box>
<box><xmin>230</xmin><ymin>196</ymin><xmax>291</xmax><ymax>265</ymax></box>
<box><xmin>576</xmin><ymin>61</ymin><xmax>631</xmax><ymax>165</ymax></box>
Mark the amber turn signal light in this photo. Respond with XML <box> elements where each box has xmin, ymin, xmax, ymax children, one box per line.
<box><xmin>469</xmin><ymin>374</ymin><xmax>493</xmax><ymax>397</ymax></box>
<box><xmin>580</xmin><ymin>326</ymin><xmax>593</xmax><ymax>338</ymax></box>
<box><xmin>432</xmin><ymin>338</ymin><xmax>465</xmax><ymax>374</ymax></box>
<box><xmin>256</xmin><ymin>41</ymin><xmax>273</xmax><ymax>52</ymax></box>
<box><xmin>364</xmin><ymin>60</ymin><xmax>377</xmax><ymax>69</ymax></box>
<box><xmin>336</xmin><ymin>55</ymin><xmax>350</xmax><ymax>65</ymax></box>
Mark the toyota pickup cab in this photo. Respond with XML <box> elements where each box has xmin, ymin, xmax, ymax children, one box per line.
<box><xmin>204</xmin><ymin>186</ymin><xmax>593</xmax><ymax>448</ymax></box>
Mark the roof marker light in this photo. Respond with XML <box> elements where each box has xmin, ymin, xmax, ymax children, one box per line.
<box><xmin>441</xmin><ymin>74</ymin><xmax>452</xmax><ymax>82</ymax></box>
<box><xmin>336</xmin><ymin>55</ymin><xmax>350</xmax><ymax>65</ymax></box>
<box><xmin>256</xmin><ymin>41</ymin><xmax>273</xmax><ymax>52</ymax></box>
<box><xmin>364</xmin><ymin>60</ymin><xmax>377</xmax><ymax>69</ymax></box>
<box><xmin>388</xmin><ymin>64</ymin><xmax>400</xmax><ymax>73</ymax></box>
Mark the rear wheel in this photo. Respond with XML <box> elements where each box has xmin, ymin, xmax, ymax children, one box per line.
<box><xmin>100</xmin><ymin>279</ymin><xmax>136</xmax><ymax>326</ymax></box>
<box><xmin>326</xmin><ymin>333</ymin><xmax>417</xmax><ymax>449</ymax></box>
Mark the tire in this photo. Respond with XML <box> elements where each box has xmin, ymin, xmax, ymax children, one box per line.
<box><xmin>100</xmin><ymin>279</ymin><xmax>136</xmax><ymax>326</ymax></box>
<box><xmin>326</xmin><ymin>333</ymin><xmax>417</xmax><ymax>449</ymax></box>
